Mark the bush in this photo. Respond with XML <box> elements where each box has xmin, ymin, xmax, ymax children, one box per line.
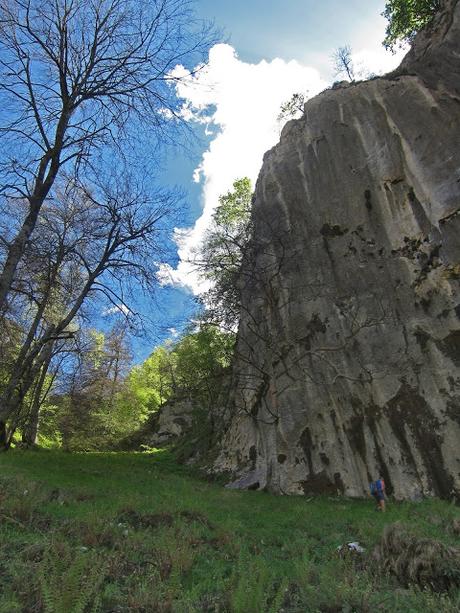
<box><xmin>374</xmin><ymin>522</ymin><xmax>460</xmax><ymax>592</ymax></box>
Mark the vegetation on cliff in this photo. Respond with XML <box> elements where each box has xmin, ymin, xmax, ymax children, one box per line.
<box><xmin>383</xmin><ymin>0</ymin><xmax>442</xmax><ymax>49</ymax></box>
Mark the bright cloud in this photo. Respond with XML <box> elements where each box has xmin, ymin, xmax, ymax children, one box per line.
<box><xmin>162</xmin><ymin>42</ymin><xmax>405</xmax><ymax>294</ymax></box>
<box><xmin>102</xmin><ymin>303</ymin><xmax>130</xmax><ymax>317</ymax></box>
<box><xmin>352</xmin><ymin>46</ymin><xmax>407</xmax><ymax>79</ymax></box>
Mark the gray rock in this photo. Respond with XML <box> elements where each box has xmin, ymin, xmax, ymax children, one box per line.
<box><xmin>144</xmin><ymin>399</ymin><xmax>194</xmax><ymax>447</ymax></box>
<box><xmin>213</xmin><ymin>0</ymin><xmax>460</xmax><ymax>500</ymax></box>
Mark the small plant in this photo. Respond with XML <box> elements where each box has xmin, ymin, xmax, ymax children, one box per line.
<box><xmin>277</xmin><ymin>92</ymin><xmax>308</xmax><ymax>122</ymax></box>
<box><xmin>38</xmin><ymin>541</ymin><xmax>108</xmax><ymax>613</ymax></box>
<box><xmin>230</xmin><ymin>553</ymin><xmax>272</xmax><ymax>612</ymax></box>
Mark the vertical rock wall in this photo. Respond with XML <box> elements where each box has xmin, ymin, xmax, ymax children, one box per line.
<box><xmin>214</xmin><ymin>0</ymin><xmax>460</xmax><ymax>500</ymax></box>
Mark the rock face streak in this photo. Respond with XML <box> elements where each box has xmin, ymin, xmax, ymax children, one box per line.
<box><xmin>214</xmin><ymin>0</ymin><xmax>460</xmax><ymax>499</ymax></box>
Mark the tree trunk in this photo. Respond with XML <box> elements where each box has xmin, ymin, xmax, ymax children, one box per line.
<box><xmin>22</xmin><ymin>348</ymin><xmax>53</xmax><ymax>447</ymax></box>
<box><xmin>0</xmin><ymin>342</ymin><xmax>52</xmax><ymax>448</ymax></box>
<box><xmin>0</xmin><ymin>204</ymin><xmax>42</xmax><ymax>311</ymax></box>
<box><xmin>0</xmin><ymin>108</ymin><xmax>69</xmax><ymax>312</ymax></box>
<box><xmin>0</xmin><ymin>422</ymin><xmax>10</xmax><ymax>450</ymax></box>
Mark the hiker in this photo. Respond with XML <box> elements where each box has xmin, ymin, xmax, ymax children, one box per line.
<box><xmin>370</xmin><ymin>476</ymin><xmax>386</xmax><ymax>512</ymax></box>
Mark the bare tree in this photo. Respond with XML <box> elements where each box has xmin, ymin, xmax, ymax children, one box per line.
<box><xmin>332</xmin><ymin>45</ymin><xmax>355</xmax><ymax>81</ymax></box>
<box><xmin>0</xmin><ymin>0</ymin><xmax>217</xmax><ymax>311</ymax></box>
<box><xmin>0</xmin><ymin>174</ymin><xmax>179</xmax><ymax>446</ymax></box>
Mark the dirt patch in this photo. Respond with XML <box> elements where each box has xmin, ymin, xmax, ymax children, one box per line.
<box><xmin>117</xmin><ymin>508</ymin><xmax>174</xmax><ymax>529</ymax></box>
<box><xmin>300</xmin><ymin>471</ymin><xmax>339</xmax><ymax>496</ymax></box>
<box><xmin>178</xmin><ymin>510</ymin><xmax>213</xmax><ymax>529</ymax></box>
<box><xmin>57</xmin><ymin>519</ymin><xmax>118</xmax><ymax>548</ymax></box>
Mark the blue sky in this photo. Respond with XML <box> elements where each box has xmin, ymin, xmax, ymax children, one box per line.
<box><xmin>196</xmin><ymin>0</ymin><xmax>389</xmax><ymax>68</ymax></box>
<box><xmin>117</xmin><ymin>0</ymin><xmax>405</xmax><ymax>362</ymax></box>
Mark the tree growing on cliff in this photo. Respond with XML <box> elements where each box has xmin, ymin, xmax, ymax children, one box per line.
<box><xmin>332</xmin><ymin>45</ymin><xmax>355</xmax><ymax>81</ymax></box>
<box><xmin>197</xmin><ymin>178</ymin><xmax>253</xmax><ymax>328</ymax></box>
<box><xmin>382</xmin><ymin>0</ymin><xmax>441</xmax><ymax>50</ymax></box>
<box><xmin>277</xmin><ymin>92</ymin><xmax>308</xmax><ymax>122</ymax></box>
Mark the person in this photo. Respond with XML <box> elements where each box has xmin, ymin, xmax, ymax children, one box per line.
<box><xmin>370</xmin><ymin>476</ymin><xmax>386</xmax><ymax>512</ymax></box>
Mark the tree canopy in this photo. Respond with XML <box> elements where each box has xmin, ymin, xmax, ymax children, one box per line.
<box><xmin>197</xmin><ymin>177</ymin><xmax>253</xmax><ymax>329</ymax></box>
<box><xmin>382</xmin><ymin>0</ymin><xmax>441</xmax><ymax>50</ymax></box>
<box><xmin>128</xmin><ymin>325</ymin><xmax>235</xmax><ymax>416</ymax></box>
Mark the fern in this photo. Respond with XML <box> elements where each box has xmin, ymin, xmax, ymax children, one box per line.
<box><xmin>39</xmin><ymin>541</ymin><xmax>107</xmax><ymax>613</ymax></box>
<box><xmin>269</xmin><ymin>576</ymin><xmax>289</xmax><ymax>613</ymax></box>
<box><xmin>230</xmin><ymin>553</ymin><xmax>272</xmax><ymax>613</ymax></box>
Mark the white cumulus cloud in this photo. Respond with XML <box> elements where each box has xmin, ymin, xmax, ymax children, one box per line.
<box><xmin>352</xmin><ymin>46</ymin><xmax>407</xmax><ymax>80</ymax></box>
<box><xmin>162</xmin><ymin>42</ymin><xmax>405</xmax><ymax>294</ymax></box>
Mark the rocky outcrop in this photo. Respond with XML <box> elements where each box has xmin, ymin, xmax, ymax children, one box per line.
<box><xmin>117</xmin><ymin>399</ymin><xmax>195</xmax><ymax>450</ymax></box>
<box><xmin>213</xmin><ymin>0</ymin><xmax>460</xmax><ymax>500</ymax></box>
<box><xmin>143</xmin><ymin>399</ymin><xmax>195</xmax><ymax>447</ymax></box>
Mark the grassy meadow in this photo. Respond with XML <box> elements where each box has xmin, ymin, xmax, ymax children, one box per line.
<box><xmin>0</xmin><ymin>450</ymin><xmax>459</xmax><ymax>612</ymax></box>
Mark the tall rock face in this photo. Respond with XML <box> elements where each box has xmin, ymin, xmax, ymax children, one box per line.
<box><xmin>214</xmin><ymin>0</ymin><xmax>460</xmax><ymax>500</ymax></box>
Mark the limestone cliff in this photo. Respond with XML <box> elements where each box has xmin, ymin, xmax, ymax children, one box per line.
<box><xmin>213</xmin><ymin>0</ymin><xmax>460</xmax><ymax>500</ymax></box>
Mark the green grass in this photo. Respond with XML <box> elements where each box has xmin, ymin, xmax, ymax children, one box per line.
<box><xmin>0</xmin><ymin>450</ymin><xmax>459</xmax><ymax>612</ymax></box>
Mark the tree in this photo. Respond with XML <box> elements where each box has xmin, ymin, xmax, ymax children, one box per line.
<box><xmin>277</xmin><ymin>92</ymin><xmax>308</xmax><ymax>122</ymax></box>
<box><xmin>196</xmin><ymin>178</ymin><xmax>253</xmax><ymax>328</ymax></box>
<box><xmin>53</xmin><ymin>324</ymin><xmax>135</xmax><ymax>451</ymax></box>
<box><xmin>118</xmin><ymin>324</ymin><xmax>235</xmax><ymax>455</ymax></box>
<box><xmin>332</xmin><ymin>45</ymin><xmax>355</xmax><ymax>81</ymax></box>
<box><xmin>0</xmin><ymin>0</ymin><xmax>216</xmax><ymax>311</ymax></box>
<box><xmin>172</xmin><ymin>325</ymin><xmax>234</xmax><ymax>406</ymax></box>
<box><xmin>127</xmin><ymin>325</ymin><xmax>234</xmax><ymax>417</ymax></box>
<box><xmin>382</xmin><ymin>0</ymin><xmax>441</xmax><ymax>50</ymax></box>
<box><xmin>0</xmin><ymin>175</ymin><xmax>178</xmax><ymax>446</ymax></box>
<box><xmin>127</xmin><ymin>345</ymin><xmax>174</xmax><ymax>417</ymax></box>
<box><xmin>20</xmin><ymin>341</ymin><xmax>57</xmax><ymax>446</ymax></box>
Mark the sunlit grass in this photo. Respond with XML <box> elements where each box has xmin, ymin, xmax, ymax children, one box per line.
<box><xmin>0</xmin><ymin>450</ymin><xmax>459</xmax><ymax>612</ymax></box>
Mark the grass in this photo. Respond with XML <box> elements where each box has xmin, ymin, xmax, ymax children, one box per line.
<box><xmin>0</xmin><ymin>449</ymin><xmax>459</xmax><ymax>612</ymax></box>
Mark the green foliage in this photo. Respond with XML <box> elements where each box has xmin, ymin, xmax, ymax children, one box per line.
<box><xmin>36</xmin><ymin>322</ymin><xmax>234</xmax><ymax>452</ymax></box>
<box><xmin>382</xmin><ymin>0</ymin><xmax>441</xmax><ymax>50</ymax></box>
<box><xmin>39</xmin><ymin>542</ymin><xmax>106</xmax><ymax>613</ymax></box>
<box><xmin>0</xmin><ymin>452</ymin><xmax>459</xmax><ymax>612</ymax></box>
<box><xmin>38</xmin><ymin>325</ymin><xmax>142</xmax><ymax>451</ymax></box>
<box><xmin>126</xmin><ymin>345</ymin><xmax>172</xmax><ymax>417</ymax></box>
<box><xmin>172</xmin><ymin>325</ymin><xmax>234</xmax><ymax>403</ymax></box>
<box><xmin>278</xmin><ymin>92</ymin><xmax>308</xmax><ymax>122</ymax></box>
<box><xmin>117</xmin><ymin>325</ymin><xmax>235</xmax><ymax>454</ymax></box>
<box><xmin>198</xmin><ymin>177</ymin><xmax>253</xmax><ymax>327</ymax></box>
<box><xmin>130</xmin><ymin>324</ymin><xmax>234</xmax><ymax>415</ymax></box>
